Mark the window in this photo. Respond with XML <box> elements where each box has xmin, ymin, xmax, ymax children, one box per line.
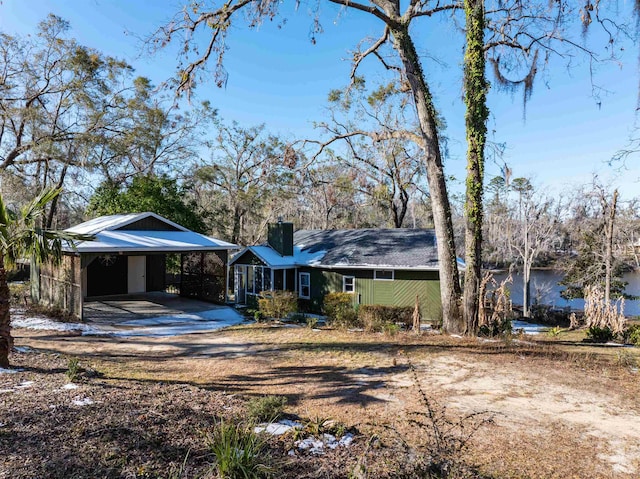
<box><xmin>299</xmin><ymin>272</ymin><xmax>311</xmax><ymax>299</ymax></box>
<box><xmin>343</xmin><ymin>276</ymin><xmax>355</xmax><ymax>293</ymax></box>
<box><xmin>374</xmin><ymin>270</ymin><xmax>394</xmax><ymax>281</ymax></box>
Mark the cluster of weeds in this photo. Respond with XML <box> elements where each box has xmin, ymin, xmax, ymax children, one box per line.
<box><xmin>247</xmin><ymin>395</ymin><xmax>287</xmax><ymax>423</ymax></box>
<box><xmin>405</xmin><ymin>365</ymin><xmax>493</xmax><ymax>477</ymax></box>
<box><xmin>207</xmin><ymin>420</ymin><xmax>273</xmax><ymax>479</ymax></box>
<box><xmin>616</xmin><ymin>350</ymin><xmax>638</xmax><ymax>369</ymax></box>
<box><xmin>26</xmin><ymin>303</ymin><xmax>78</xmax><ymax>322</ymax></box>
<box><xmin>358</xmin><ymin>305</ymin><xmax>414</xmax><ymax>333</ymax></box>
<box><xmin>66</xmin><ymin>357</ymin><xmax>82</xmax><ymax>382</ymax></box>
<box><xmin>351</xmin><ymin>363</ymin><xmax>491</xmax><ymax>478</ymax></box>
<box><xmin>546</xmin><ymin>326</ymin><xmax>562</xmax><ymax>338</ymax></box>
<box><xmin>583</xmin><ymin>286</ymin><xmax>626</xmax><ymax>336</ymax></box>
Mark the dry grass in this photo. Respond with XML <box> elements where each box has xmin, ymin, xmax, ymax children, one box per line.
<box><xmin>10</xmin><ymin>323</ymin><xmax>640</xmax><ymax>478</ymax></box>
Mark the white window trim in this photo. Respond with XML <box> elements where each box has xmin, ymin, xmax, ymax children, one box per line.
<box><xmin>374</xmin><ymin>269</ymin><xmax>395</xmax><ymax>281</ymax></box>
<box><xmin>343</xmin><ymin>275</ymin><xmax>355</xmax><ymax>293</ymax></box>
<box><xmin>299</xmin><ymin>272</ymin><xmax>311</xmax><ymax>299</ymax></box>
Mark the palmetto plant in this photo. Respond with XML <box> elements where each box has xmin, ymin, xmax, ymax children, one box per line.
<box><xmin>0</xmin><ymin>188</ymin><xmax>91</xmax><ymax>368</ymax></box>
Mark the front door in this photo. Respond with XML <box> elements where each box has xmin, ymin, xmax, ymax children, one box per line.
<box><xmin>128</xmin><ymin>256</ymin><xmax>146</xmax><ymax>294</ymax></box>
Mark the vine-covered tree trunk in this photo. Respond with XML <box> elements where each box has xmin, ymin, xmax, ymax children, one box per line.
<box><xmin>463</xmin><ymin>0</ymin><xmax>489</xmax><ymax>335</ymax></box>
<box><xmin>390</xmin><ymin>25</ymin><xmax>464</xmax><ymax>333</ymax></box>
<box><xmin>0</xmin><ymin>256</ymin><xmax>13</xmax><ymax>368</ymax></box>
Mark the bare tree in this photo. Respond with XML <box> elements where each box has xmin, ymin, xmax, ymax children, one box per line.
<box><xmin>561</xmin><ymin>179</ymin><xmax>629</xmax><ymax>302</ymax></box>
<box><xmin>312</xmin><ymin>82</ymin><xmax>428</xmax><ymax>228</ymax></box>
<box><xmin>150</xmin><ymin>0</ymin><xmax>465</xmax><ymax>332</ymax></box>
<box><xmin>195</xmin><ymin>120</ymin><xmax>294</xmax><ymax>244</ymax></box>
<box><xmin>0</xmin><ymin>15</ymin><xmax>131</xmax><ymax>194</ymax></box>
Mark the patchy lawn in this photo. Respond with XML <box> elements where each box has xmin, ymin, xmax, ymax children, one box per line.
<box><xmin>5</xmin><ymin>320</ymin><xmax>640</xmax><ymax>478</ymax></box>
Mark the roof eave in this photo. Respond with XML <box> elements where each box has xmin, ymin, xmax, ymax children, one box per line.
<box><xmin>309</xmin><ymin>264</ymin><xmax>441</xmax><ymax>271</ymax></box>
<box><xmin>64</xmin><ymin>246</ymin><xmax>239</xmax><ymax>254</ymax></box>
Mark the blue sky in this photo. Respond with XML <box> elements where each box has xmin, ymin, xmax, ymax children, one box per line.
<box><xmin>1</xmin><ymin>0</ymin><xmax>638</xmax><ymax>200</ymax></box>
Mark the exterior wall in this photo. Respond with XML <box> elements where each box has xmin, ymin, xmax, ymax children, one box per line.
<box><xmin>301</xmin><ymin>268</ymin><xmax>442</xmax><ymax>321</ymax></box>
<box><xmin>118</xmin><ymin>217</ymin><xmax>180</xmax><ymax>231</ymax></box>
<box><xmin>33</xmin><ymin>255</ymin><xmax>83</xmax><ymax>319</ymax></box>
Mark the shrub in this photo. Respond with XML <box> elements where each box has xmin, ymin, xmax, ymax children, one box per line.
<box><xmin>358</xmin><ymin>305</ymin><xmax>413</xmax><ymax>333</ymax></box>
<box><xmin>257</xmin><ymin>290</ymin><xmax>297</xmax><ymax>320</ymax></box>
<box><xmin>208</xmin><ymin>421</ymin><xmax>272</xmax><ymax>478</ymax></box>
<box><xmin>586</xmin><ymin>325</ymin><xmax>615</xmax><ymax>343</ymax></box>
<box><xmin>323</xmin><ymin>292</ymin><xmax>358</xmax><ymax>329</ymax></box>
<box><xmin>478</xmin><ymin>316</ymin><xmax>512</xmax><ymax>338</ymax></box>
<box><xmin>247</xmin><ymin>395</ymin><xmax>287</xmax><ymax>422</ymax></box>
<box><xmin>623</xmin><ymin>324</ymin><xmax>640</xmax><ymax>346</ymax></box>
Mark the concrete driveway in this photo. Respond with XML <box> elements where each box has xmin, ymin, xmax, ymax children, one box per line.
<box><xmin>14</xmin><ymin>292</ymin><xmax>247</xmax><ymax>338</ymax></box>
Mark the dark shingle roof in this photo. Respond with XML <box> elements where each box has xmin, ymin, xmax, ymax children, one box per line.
<box><xmin>293</xmin><ymin>228</ymin><xmax>439</xmax><ymax>269</ymax></box>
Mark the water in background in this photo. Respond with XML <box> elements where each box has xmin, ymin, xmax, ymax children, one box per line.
<box><xmin>492</xmin><ymin>270</ymin><xmax>640</xmax><ymax>317</ymax></box>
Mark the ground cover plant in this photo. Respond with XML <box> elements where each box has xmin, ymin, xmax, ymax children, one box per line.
<box><xmin>6</xmin><ymin>316</ymin><xmax>640</xmax><ymax>478</ymax></box>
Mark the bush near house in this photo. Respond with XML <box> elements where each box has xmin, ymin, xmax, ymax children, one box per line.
<box><xmin>358</xmin><ymin>305</ymin><xmax>414</xmax><ymax>333</ymax></box>
<box><xmin>323</xmin><ymin>292</ymin><xmax>358</xmax><ymax>329</ymax></box>
<box><xmin>257</xmin><ymin>290</ymin><xmax>298</xmax><ymax>319</ymax></box>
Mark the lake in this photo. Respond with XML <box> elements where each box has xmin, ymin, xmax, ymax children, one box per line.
<box><xmin>492</xmin><ymin>269</ymin><xmax>640</xmax><ymax>317</ymax></box>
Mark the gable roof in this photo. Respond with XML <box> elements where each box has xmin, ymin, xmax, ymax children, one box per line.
<box><xmin>231</xmin><ymin>228</ymin><xmax>444</xmax><ymax>271</ymax></box>
<box><xmin>66</xmin><ymin>212</ymin><xmax>189</xmax><ymax>235</ymax></box>
<box><xmin>64</xmin><ymin>212</ymin><xmax>237</xmax><ymax>254</ymax></box>
<box><xmin>231</xmin><ymin>244</ymin><xmax>326</xmax><ymax>268</ymax></box>
<box><xmin>294</xmin><ymin>228</ymin><xmax>440</xmax><ymax>270</ymax></box>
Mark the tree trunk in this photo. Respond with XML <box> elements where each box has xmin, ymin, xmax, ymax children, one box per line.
<box><xmin>523</xmin><ymin>217</ymin><xmax>530</xmax><ymax>317</ymax></box>
<box><xmin>523</xmin><ymin>256</ymin><xmax>531</xmax><ymax>318</ymax></box>
<box><xmin>462</xmin><ymin>0</ymin><xmax>489</xmax><ymax>335</ymax></box>
<box><xmin>0</xmin><ymin>256</ymin><xmax>12</xmax><ymax>369</ymax></box>
<box><xmin>390</xmin><ymin>25</ymin><xmax>463</xmax><ymax>332</ymax></box>
<box><xmin>605</xmin><ymin>189</ymin><xmax>619</xmax><ymax>304</ymax></box>
<box><xmin>46</xmin><ymin>163</ymin><xmax>69</xmax><ymax>229</ymax></box>
<box><xmin>231</xmin><ymin>205</ymin><xmax>242</xmax><ymax>244</ymax></box>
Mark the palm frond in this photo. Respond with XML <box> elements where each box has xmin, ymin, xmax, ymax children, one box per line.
<box><xmin>20</xmin><ymin>188</ymin><xmax>62</xmax><ymax>227</ymax></box>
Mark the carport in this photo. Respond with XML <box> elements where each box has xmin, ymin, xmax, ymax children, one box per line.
<box><xmin>31</xmin><ymin>212</ymin><xmax>239</xmax><ymax>320</ymax></box>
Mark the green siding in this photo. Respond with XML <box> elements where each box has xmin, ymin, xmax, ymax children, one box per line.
<box><xmin>305</xmin><ymin>267</ymin><xmax>442</xmax><ymax>321</ymax></box>
<box><xmin>303</xmin><ymin>268</ymin><xmax>342</xmax><ymax>312</ymax></box>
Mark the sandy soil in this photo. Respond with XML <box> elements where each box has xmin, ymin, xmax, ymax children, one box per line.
<box><xmin>10</xmin><ymin>323</ymin><xmax>640</xmax><ymax>478</ymax></box>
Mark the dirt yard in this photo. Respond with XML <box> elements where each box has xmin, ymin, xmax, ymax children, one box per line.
<box><xmin>4</xmin><ymin>320</ymin><xmax>640</xmax><ymax>478</ymax></box>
